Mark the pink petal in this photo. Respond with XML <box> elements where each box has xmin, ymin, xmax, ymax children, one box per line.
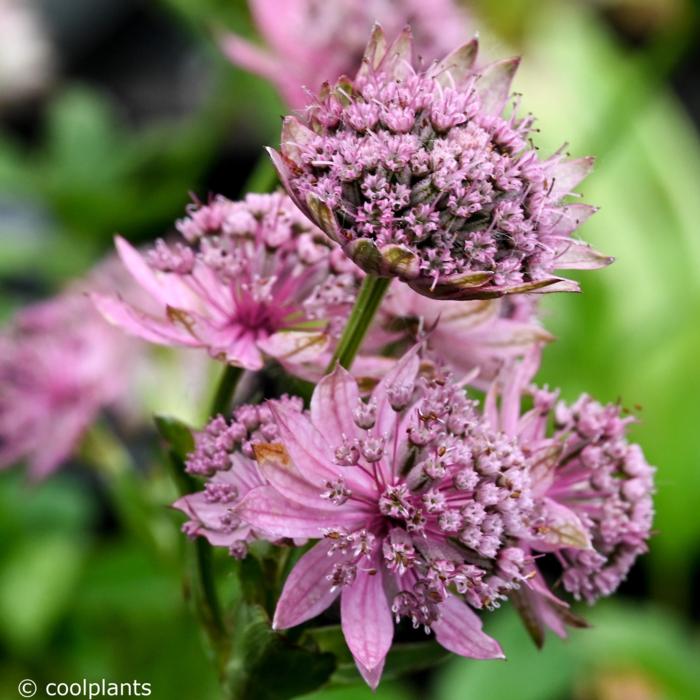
<box><xmin>258</xmin><ymin>330</ymin><xmax>330</xmax><ymax>364</ymax></box>
<box><xmin>526</xmin><ymin>278</ymin><xmax>581</xmax><ymax>294</ymax></box>
<box><xmin>248</xmin><ymin>0</ymin><xmax>305</xmax><ymax>60</ymax></box>
<box><xmin>224</xmin><ymin>332</ymin><xmax>265</xmax><ymax>370</ymax></box>
<box><xmin>432</xmin><ymin>596</ymin><xmax>504</xmax><ymax>659</ymax></box>
<box><xmin>356</xmin><ymin>658</ymin><xmax>386</xmax><ymax>690</ymax></box>
<box><xmin>499</xmin><ymin>347</ymin><xmax>542</xmax><ymax>437</ymax></box>
<box><xmin>266</xmin><ymin>148</ymin><xmax>307</xmax><ymax>217</ymax></box>
<box><xmin>311</xmin><ymin>364</ymin><xmax>360</xmax><ymax>441</ymax></box>
<box><xmin>475</xmin><ymin>57</ymin><xmax>520</xmax><ymax>115</ymax></box>
<box><xmin>218</xmin><ymin>33</ymin><xmax>282</xmax><ymax>84</ymax></box>
<box><xmin>172</xmin><ymin>494</ymin><xmax>249</xmax><ymax>547</ymax></box>
<box><xmin>236</xmin><ymin>486</ymin><xmax>366</xmax><ymax>538</ymax></box>
<box><xmin>91</xmin><ymin>294</ymin><xmax>197</xmax><ymax>347</ymax></box>
<box><xmin>426</xmin><ymin>38</ymin><xmax>479</xmax><ymax>87</ymax></box>
<box><xmin>553</xmin><ymin>240</ymin><xmax>614</xmax><ymax>270</ymax></box>
<box><xmin>550</xmin><ymin>156</ymin><xmax>595</xmax><ymax>199</ymax></box>
<box><xmin>512</xmin><ymin>569</ymin><xmax>582</xmax><ymax>645</ymax></box>
<box><xmin>254</xmin><ymin>442</ymin><xmax>347</xmax><ymax>511</ymax></box>
<box><xmin>532</xmin><ymin>497</ymin><xmax>592</xmax><ymax>551</ymax></box>
<box><xmin>281</xmin><ymin>116</ymin><xmax>317</xmax><ymax>166</ymax></box>
<box><xmin>372</xmin><ymin>344</ymin><xmax>420</xmax><ymax>437</ymax></box>
<box><xmin>341</xmin><ymin>564</ymin><xmax>394</xmax><ymax>689</ymax></box>
<box><xmin>549</xmin><ymin>204</ymin><xmax>598</xmax><ymax>236</ymax></box>
<box><xmin>115</xmin><ymin>236</ymin><xmax>180</xmax><ymax>308</ymax></box>
<box><xmin>269</xmin><ymin>401</ymin><xmax>336</xmax><ymax>480</ymax></box>
<box><xmin>357</xmin><ymin>23</ymin><xmax>388</xmax><ymax>80</ymax></box>
<box><xmin>273</xmin><ymin>539</ymin><xmax>341</xmax><ymax>629</ymax></box>
<box><xmin>229</xmin><ymin>453</ymin><xmax>266</xmax><ymax>492</ymax></box>
<box><xmin>379</xmin><ymin>26</ymin><xmax>414</xmax><ymax>82</ymax></box>
<box><xmin>271</xmin><ymin>399</ymin><xmax>375</xmax><ymax>496</ymax></box>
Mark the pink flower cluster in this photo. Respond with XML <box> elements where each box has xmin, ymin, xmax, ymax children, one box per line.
<box><xmin>93</xmin><ymin>193</ymin><xmax>361</xmax><ymax>371</ymax></box>
<box><xmin>271</xmin><ymin>26</ymin><xmax>612</xmax><ymax>300</ymax></box>
<box><xmin>0</xmin><ymin>292</ymin><xmax>128</xmax><ymax>480</ymax></box>
<box><xmin>177</xmin><ymin>346</ymin><xmax>653</xmax><ymax>686</ymax></box>
<box><xmin>173</xmin><ymin>397</ymin><xmax>303</xmax><ymax>557</ymax></box>
<box><xmin>483</xmin><ymin>353</ymin><xmax>655</xmax><ymax>643</ymax></box>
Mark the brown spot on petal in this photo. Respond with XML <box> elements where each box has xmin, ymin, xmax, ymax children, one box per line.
<box><xmin>166</xmin><ymin>306</ymin><xmax>198</xmax><ymax>338</ymax></box>
<box><xmin>253</xmin><ymin>442</ymin><xmax>292</xmax><ymax>470</ymax></box>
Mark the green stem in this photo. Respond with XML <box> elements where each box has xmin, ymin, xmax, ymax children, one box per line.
<box><xmin>165</xmin><ymin>451</ymin><xmax>229</xmax><ymax>678</ymax></box>
<box><xmin>209</xmin><ymin>364</ymin><xmax>244</xmax><ymax>417</ymax></box>
<box><xmin>327</xmin><ymin>274</ymin><xmax>391</xmax><ymax>372</ymax></box>
<box><xmin>194</xmin><ymin>539</ymin><xmax>229</xmax><ymax>666</ymax></box>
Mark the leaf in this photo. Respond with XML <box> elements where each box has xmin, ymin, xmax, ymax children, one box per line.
<box><xmin>0</xmin><ymin>535</ymin><xmax>86</xmax><ymax>655</ymax></box>
<box><xmin>154</xmin><ymin>414</ymin><xmax>196</xmax><ymax>461</ymax></box>
<box><xmin>306</xmin><ymin>625</ymin><xmax>450</xmax><ymax>684</ymax></box>
<box><xmin>154</xmin><ymin>415</ymin><xmax>199</xmax><ymax>498</ymax></box>
<box><xmin>229</xmin><ymin>606</ymin><xmax>336</xmax><ymax>700</ymax></box>
<box><xmin>433</xmin><ymin>608</ymin><xmax>575</xmax><ymax>700</ymax></box>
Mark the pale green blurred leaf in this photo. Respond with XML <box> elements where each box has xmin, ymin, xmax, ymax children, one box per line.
<box><xmin>435</xmin><ymin>603</ymin><xmax>700</xmax><ymax>700</ymax></box>
<box><xmin>0</xmin><ymin>535</ymin><xmax>85</xmax><ymax>654</ymax></box>
<box><xmin>433</xmin><ymin>608</ymin><xmax>575</xmax><ymax>700</ymax></box>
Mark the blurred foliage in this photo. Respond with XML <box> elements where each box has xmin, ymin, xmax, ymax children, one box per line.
<box><xmin>1</xmin><ymin>0</ymin><xmax>699</xmax><ymax>698</ymax></box>
<box><xmin>434</xmin><ymin>603</ymin><xmax>700</xmax><ymax>700</ymax></box>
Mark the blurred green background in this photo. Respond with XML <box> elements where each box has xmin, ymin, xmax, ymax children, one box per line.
<box><xmin>1</xmin><ymin>0</ymin><xmax>699</xmax><ymax>698</ymax></box>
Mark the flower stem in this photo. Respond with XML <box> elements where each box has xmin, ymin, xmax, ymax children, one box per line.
<box><xmin>327</xmin><ymin>274</ymin><xmax>391</xmax><ymax>372</ymax></box>
<box><xmin>193</xmin><ymin>538</ymin><xmax>229</xmax><ymax>670</ymax></box>
<box><xmin>164</xmin><ymin>446</ymin><xmax>230</xmax><ymax>679</ymax></box>
<box><xmin>209</xmin><ymin>364</ymin><xmax>244</xmax><ymax>417</ymax></box>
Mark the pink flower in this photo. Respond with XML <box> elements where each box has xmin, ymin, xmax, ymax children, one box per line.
<box><xmin>374</xmin><ymin>286</ymin><xmax>552</xmax><ymax>387</ymax></box>
<box><xmin>270</xmin><ymin>26</ymin><xmax>612</xmax><ymax>300</ymax></box>
<box><xmin>220</xmin><ymin>0</ymin><xmax>470</xmax><ymax>108</ymax></box>
<box><xmin>92</xmin><ymin>193</ymin><xmax>362</xmax><ymax>372</ymax></box>
<box><xmin>0</xmin><ymin>291</ymin><xmax>128</xmax><ymax>480</ymax></box>
<box><xmin>236</xmin><ymin>349</ymin><xmax>541</xmax><ymax>687</ymax></box>
<box><xmin>173</xmin><ymin>398</ymin><xmax>303</xmax><ymax>557</ymax></box>
<box><xmin>485</xmin><ymin>353</ymin><xmax>655</xmax><ymax>645</ymax></box>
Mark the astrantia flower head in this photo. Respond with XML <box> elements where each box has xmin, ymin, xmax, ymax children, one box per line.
<box><xmin>485</xmin><ymin>355</ymin><xmax>655</xmax><ymax>644</ymax></box>
<box><xmin>93</xmin><ymin>192</ymin><xmax>361</xmax><ymax>372</ymax></box>
<box><xmin>236</xmin><ymin>348</ymin><xmax>539</xmax><ymax>687</ymax></box>
<box><xmin>271</xmin><ymin>26</ymin><xmax>612</xmax><ymax>300</ymax></box>
<box><xmin>0</xmin><ymin>292</ymin><xmax>127</xmax><ymax>480</ymax></box>
<box><xmin>173</xmin><ymin>396</ymin><xmax>304</xmax><ymax>557</ymax></box>
<box><xmin>220</xmin><ymin>0</ymin><xmax>470</xmax><ymax>108</ymax></box>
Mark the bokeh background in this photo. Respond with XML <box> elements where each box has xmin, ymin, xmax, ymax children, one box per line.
<box><xmin>1</xmin><ymin>0</ymin><xmax>700</xmax><ymax>698</ymax></box>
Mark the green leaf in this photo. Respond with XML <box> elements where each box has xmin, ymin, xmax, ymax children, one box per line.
<box><xmin>572</xmin><ymin>603</ymin><xmax>700</xmax><ymax>700</ymax></box>
<box><xmin>433</xmin><ymin>608</ymin><xmax>575</xmax><ymax>700</ymax></box>
<box><xmin>229</xmin><ymin>606</ymin><xmax>336</xmax><ymax>700</ymax></box>
<box><xmin>154</xmin><ymin>414</ymin><xmax>196</xmax><ymax>460</ymax></box>
<box><xmin>0</xmin><ymin>535</ymin><xmax>86</xmax><ymax>655</ymax></box>
<box><xmin>306</xmin><ymin>626</ymin><xmax>449</xmax><ymax>685</ymax></box>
